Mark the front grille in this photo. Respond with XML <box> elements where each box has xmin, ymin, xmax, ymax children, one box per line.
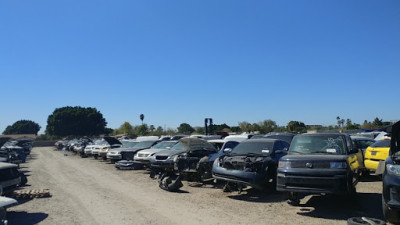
<box><xmin>291</xmin><ymin>161</ymin><xmax>330</xmax><ymax>168</ymax></box>
<box><xmin>156</xmin><ymin>156</ymin><xmax>168</xmax><ymax>160</ymax></box>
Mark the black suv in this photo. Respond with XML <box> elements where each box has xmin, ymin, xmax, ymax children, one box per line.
<box><xmin>382</xmin><ymin>121</ymin><xmax>400</xmax><ymax>223</ymax></box>
<box><xmin>276</xmin><ymin>133</ymin><xmax>361</xmax><ymax>205</ymax></box>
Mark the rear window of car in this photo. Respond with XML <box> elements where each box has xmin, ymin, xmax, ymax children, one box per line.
<box><xmin>370</xmin><ymin>139</ymin><xmax>390</xmax><ymax>148</ymax></box>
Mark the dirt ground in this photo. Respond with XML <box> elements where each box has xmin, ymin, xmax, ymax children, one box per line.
<box><xmin>7</xmin><ymin>147</ymin><xmax>385</xmax><ymax>225</ymax></box>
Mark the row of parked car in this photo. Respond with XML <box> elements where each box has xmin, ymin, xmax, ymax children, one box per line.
<box><xmin>56</xmin><ymin>125</ymin><xmax>400</xmax><ymax>224</ymax></box>
<box><xmin>0</xmin><ymin>137</ymin><xmax>31</xmax><ymax>224</ymax></box>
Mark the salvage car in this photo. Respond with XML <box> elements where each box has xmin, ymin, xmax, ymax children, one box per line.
<box><xmin>155</xmin><ymin>138</ymin><xmax>218</xmax><ymax>191</ymax></box>
<box><xmin>0</xmin><ymin>162</ymin><xmax>27</xmax><ymax>195</ymax></box>
<box><xmin>276</xmin><ymin>133</ymin><xmax>362</xmax><ymax>205</ymax></box>
<box><xmin>133</xmin><ymin>141</ymin><xmax>178</xmax><ymax>166</ymax></box>
<box><xmin>0</xmin><ymin>196</ymin><xmax>17</xmax><ymax>225</ymax></box>
<box><xmin>364</xmin><ymin>138</ymin><xmax>391</xmax><ymax>175</ymax></box>
<box><xmin>107</xmin><ymin>140</ymin><xmax>138</xmax><ymax>162</ymax></box>
<box><xmin>382</xmin><ymin>121</ymin><xmax>400</xmax><ymax>224</ymax></box>
<box><xmin>212</xmin><ymin>138</ymin><xmax>289</xmax><ymax>191</ymax></box>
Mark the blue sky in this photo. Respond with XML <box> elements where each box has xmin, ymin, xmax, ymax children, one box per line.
<box><xmin>1</xmin><ymin>1</ymin><xmax>399</xmax><ymax>134</ymax></box>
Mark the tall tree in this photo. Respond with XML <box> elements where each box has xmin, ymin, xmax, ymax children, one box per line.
<box><xmin>286</xmin><ymin>121</ymin><xmax>307</xmax><ymax>133</ymax></box>
<box><xmin>3</xmin><ymin>120</ymin><xmax>41</xmax><ymax>135</ymax></box>
<box><xmin>177</xmin><ymin>123</ymin><xmax>195</xmax><ymax>134</ymax></box>
<box><xmin>46</xmin><ymin>106</ymin><xmax>107</xmax><ymax>137</ymax></box>
<box><xmin>140</xmin><ymin>114</ymin><xmax>144</xmax><ymax>125</ymax></box>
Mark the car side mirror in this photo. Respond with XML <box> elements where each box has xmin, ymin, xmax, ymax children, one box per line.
<box><xmin>275</xmin><ymin>148</ymin><xmax>288</xmax><ymax>155</ymax></box>
<box><xmin>223</xmin><ymin>148</ymin><xmax>232</xmax><ymax>153</ymax></box>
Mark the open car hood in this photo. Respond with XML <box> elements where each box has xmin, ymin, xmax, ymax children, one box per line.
<box><xmin>0</xmin><ymin>137</ymin><xmax>12</xmax><ymax>148</ymax></box>
<box><xmin>390</xmin><ymin>121</ymin><xmax>400</xmax><ymax>155</ymax></box>
<box><xmin>103</xmin><ymin>137</ymin><xmax>122</xmax><ymax>146</ymax></box>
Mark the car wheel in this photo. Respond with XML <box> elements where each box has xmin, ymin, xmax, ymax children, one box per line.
<box><xmin>20</xmin><ymin>173</ymin><xmax>28</xmax><ymax>186</ymax></box>
<box><xmin>94</xmin><ymin>155</ymin><xmax>98</xmax><ymax>159</ymax></box>
<box><xmin>288</xmin><ymin>192</ymin><xmax>300</xmax><ymax>206</ymax></box>
<box><xmin>382</xmin><ymin>195</ymin><xmax>400</xmax><ymax>224</ymax></box>
<box><xmin>347</xmin><ymin>217</ymin><xmax>385</xmax><ymax>225</ymax></box>
<box><xmin>0</xmin><ymin>207</ymin><xmax>6</xmax><ymax>222</ymax></box>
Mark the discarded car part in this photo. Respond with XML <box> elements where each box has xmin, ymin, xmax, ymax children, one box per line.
<box><xmin>346</xmin><ymin>217</ymin><xmax>385</xmax><ymax>225</ymax></box>
<box><xmin>12</xmin><ymin>189</ymin><xmax>51</xmax><ymax>199</ymax></box>
<box><xmin>158</xmin><ymin>172</ymin><xmax>183</xmax><ymax>192</ymax></box>
<box><xmin>115</xmin><ymin>160</ymin><xmax>142</xmax><ymax>170</ymax></box>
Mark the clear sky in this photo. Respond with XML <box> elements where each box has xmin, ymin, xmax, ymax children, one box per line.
<box><xmin>1</xmin><ymin>0</ymin><xmax>399</xmax><ymax>134</ymax></box>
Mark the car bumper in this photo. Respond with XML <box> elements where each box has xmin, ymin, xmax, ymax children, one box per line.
<box><xmin>276</xmin><ymin>168</ymin><xmax>348</xmax><ymax>194</ymax></box>
<box><xmin>133</xmin><ymin>158</ymin><xmax>151</xmax><ymax>165</ymax></box>
<box><xmin>383</xmin><ymin>171</ymin><xmax>400</xmax><ymax>210</ymax></box>
<box><xmin>107</xmin><ymin>155</ymin><xmax>121</xmax><ymax>160</ymax></box>
<box><xmin>212</xmin><ymin>166</ymin><xmax>266</xmax><ymax>190</ymax></box>
<box><xmin>364</xmin><ymin>159</ymin><xmax>381</xmax><ymax>171</ymax></box>
<box><xmin>150</xmin><ymin>160</ymin><xmax>174</xmax><ymax>169</ymax></box>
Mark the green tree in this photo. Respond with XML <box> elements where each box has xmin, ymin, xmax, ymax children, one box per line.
<box><xmin>373</xmin><ymin>117</ymin><xmax>383</xmax><ymax>128</ymax></box>
<box><xmin>114</xmin><ymin>122</ymin><xmax>134</xmax><ymax>136</ymax></box>
<box><xmin>286</xmin><ymin>121</ymin><xmax>307</xmax><ymax>133</ymax></box>
<box><xmin>239</xmin><ymin>121</ymin><xmax>252</xmax><ymax>133</ymax></box>
<box><xmin>46</xmin><ymin>106</ymin><xmax>107</xmax><ymax>137</ymax></box>
<box><xmin>3</xmin><ymin>120</ymin><xmax>41</xmax><ymax>135</ymax></box>
<box><xmin>177</xmin><ymin>123</ymin><xmax>195</xmax><ymax>134</ymax></box>
<box><xmin>258</xmin><ymin>120</ymin><xmax>278</xmax><ymax>133</ymax></box>
<box><xmin>135</xmin><ymin>124</ymin><xmax>149</xmax><ymax>136</ymax></box>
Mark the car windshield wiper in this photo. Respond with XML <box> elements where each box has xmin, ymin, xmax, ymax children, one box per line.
<box><xmin>311</xmin><ymin>151</ymin><xmax>337</xmax><ymax>155</ymax></box>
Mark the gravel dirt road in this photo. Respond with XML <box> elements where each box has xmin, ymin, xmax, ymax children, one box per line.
<box><xmin>7</xmin><ymin>147</ymin><xmax>385</xmax><ymax>225</ymax></box>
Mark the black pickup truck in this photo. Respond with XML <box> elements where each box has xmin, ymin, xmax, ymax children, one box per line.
<box><xmin>276</xmin><ymin>133</ymin><xmax>362</xmax><ymax>205</ymax></box>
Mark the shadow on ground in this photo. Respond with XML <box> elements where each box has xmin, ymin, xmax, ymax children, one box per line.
<box><xmin>296</xmin><ymin>193</ymin><xmax>384</xmax><ymax>221</ymax></box>
<box><xmin>7</xmin><ymin>211</ymin><xmax>48</xmax><ymax>225</ymax></box>
<box><xmin>227</xmin><ymin>188</ymin><xmax>288</xmax><ymax>203</ymax></box>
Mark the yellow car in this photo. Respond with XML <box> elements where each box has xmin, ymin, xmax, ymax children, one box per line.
<box><xmin>364</xmin><ymin>138</ymin><xmax>391</xmax><ymax>173</ymax></box>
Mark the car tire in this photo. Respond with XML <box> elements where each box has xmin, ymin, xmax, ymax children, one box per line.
<box><xmin>382</xmin><ymin>195</ymin><xmax>400</xmax><ymax>224</ymax></box>
<box><xmin>0</xmin><ymin>207</ymin><xmax>6</xmax><ymax>222</ymax></box>
<box><xmin>287</xmin><ymin>192</ymin><xmax>300</xmax><ymax>206</ymax></box>
<box><xmin>20</xmin><ymin>173</ymin><xmax>28</xmax><ymax>186</ymax></box>
<box><xmin>347</xmin><ymin>217</ymin><xmax>385</xmax><ymax>225</ymax></box>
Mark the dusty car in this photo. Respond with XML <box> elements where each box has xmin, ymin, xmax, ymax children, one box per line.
<box><xmin>0</xmin><ymin>196</ymin><xmax>17</xmax><ymax>225</ymax></box>
<box><xmin>97</xmin><ymin>137</ymin><xmax>122</xmax><ymax>160</ymax></box>
<box><xmin>364</xmin><ymin>138</ymin><xmax>391</xmax><ymax>175</ymax></box>
<box><xmin>0</xmin><ymin>162</ymin><xmax>27</xmax><ymax>195</ymax></box>
<box><xmin>133</xmin><ymin>141</ymin><xmax>178</xmax><ymax>166</ymax></box>
<box><xmin>382</xmin><ymin>121</ymin><xmax>400</xmax><ymax>224</ymax></box>
<box><xmin>276</xmin><ymin>133</ymin><xmax>362</xmax><ymax>205</ymax></box>
<box><xmin>212</xmin><ymin>139</ymin><xmax>289</xmax><ymax>191</ymax></box>
<box><xmin>107</xmin><ymin>141</ymin><xmax>138</xmax><ymax>162</ymax></box>
<box><xmin>155</xmin><ymin>138</ymin><xmax>218</xmax><ymax>191</ymax></box>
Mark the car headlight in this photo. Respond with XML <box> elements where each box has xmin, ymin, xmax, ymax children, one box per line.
<box><xmin>387</xmin><ymin>164</ymin><xmax>400</xmax><ymax>176</ymax></box>
<box><xmin>278</xmin><ymin>161</ymin><xmax>291</xmax><ymax>169</ymax></box>
<box><xmin>330</xmin><ymin>162</ymin><xmax>347</xmax><ymax>169</ymax></box>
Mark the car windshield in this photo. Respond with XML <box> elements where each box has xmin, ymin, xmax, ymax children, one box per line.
<box><xmin>370</xmin><ymin>139</ymin><xmax>390</xmax><ymax>148</ymax></box>
<box><xmin>289</xmin><ymin>135</ymin><xmax>346</xmax><ymax>155</ymax></box>
<box><xmin>170</xmin><ymin>142</ymin><xmax>185</xmax><ymax>151</ymax></box>
<box><xmin>122</xmin><ymin>141</ymin><xmax>138</xmax><ymax>148</ymax></box>
<box><xmin>151</xmin><ymin>141</ymin><xmax>177</xmax><ymax>149</ymax></box>
<box><xmin>230</xmin><ymin>141</ymin><xmax>274</xmax><ymax>156</ymax></box>
<box><xmin>134</xmin><ymin>141</ymin><xmax>156</xmax><ymax>148</ymax></box>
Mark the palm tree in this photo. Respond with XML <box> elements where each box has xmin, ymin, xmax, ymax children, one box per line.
<box><xmin>140</xmin><ymin>114</ymin><xmax>144</xmax><ymax>125</ymax></box>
